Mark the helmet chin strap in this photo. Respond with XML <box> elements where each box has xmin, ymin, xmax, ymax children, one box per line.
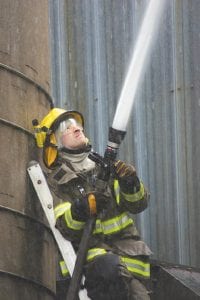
<box><xmin>61</xmin><ymin>143</ymin><xmax>92</xmax><ymax>155</ymax></box>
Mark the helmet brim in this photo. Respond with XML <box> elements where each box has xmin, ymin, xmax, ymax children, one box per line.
<box><xmin>50</xmin><ymin>110</ymin><xmax>84</xmax><ymax>132</ymax></box>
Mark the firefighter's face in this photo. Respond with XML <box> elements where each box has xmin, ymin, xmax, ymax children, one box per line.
<box><xmin>61</xmin><ymin>119</ymin><xmax>87</xmax><ymax>150</ymax></box>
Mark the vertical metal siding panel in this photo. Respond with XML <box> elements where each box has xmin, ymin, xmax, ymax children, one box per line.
<box><xmin>82</xmin><ymin>0</ymin><xmax>96</xmax><ymax>146</ymax></box>
<box><xmin>172</xmin><ymin>0</ymin><xmax>189</xmax><ymax>265</ymax></box>
<box><xmin>49</xmin><ymin>0</ymin><xmax>69</xmax><ymax>105</ymax></box>
<box><xmin>182</xmin><ymin>0</ymin><xmax>200</xmax><ymax>267</ymax></box>
<box><xmin>170</xmin><ymin>0</ymin><xmax>199</xmax><ymax>266</ymax></box>
<box><xmin>90</xmin><ymin>0</ymin><xmax>108</xmax><ymax>154</ymax></box>
<box><xmin>66</xmin><ymin>0</ymin><xmax>85</xmax><ymax>109</ymax></box>
<box><xmin>146</xmin><ymin>0</ymin><xmax>183</xmax><ymax>264</ymax></box>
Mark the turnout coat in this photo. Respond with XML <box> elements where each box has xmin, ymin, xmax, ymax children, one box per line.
<box><xmin>48</xmin><ymin>150</ymin><xmax>151</xmax><ymax>279</ymax></box>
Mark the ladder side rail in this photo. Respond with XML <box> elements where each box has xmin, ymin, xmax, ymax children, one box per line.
<box><xmin>27</xmin><ymin>162</ymin><xmax>90</xmax><ymax>300</ymax></box>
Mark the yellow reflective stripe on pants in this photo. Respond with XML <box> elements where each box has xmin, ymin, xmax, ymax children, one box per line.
<box><xmin>59</xmin><ymin>252</ymin><xmax>150</xmax><ymax>279</ymax></box>
<box><xmin>121</xmin><ymin>182</ymin><xmax>145</xmax><ymax>203</ymax></box>
<box><xmin>87</xmin><ymin>248</ymin><xmax>107</xmax><ymax>261</ymax></box>
<box><xmin>59</xmin><ymin>248</ymin><xmax>107</xmax><ymax>277</ymax></box>
<box><xmin>121</xmin><ymin>257</ymin><xmax>150</xmax><ymax>278</ymax></box>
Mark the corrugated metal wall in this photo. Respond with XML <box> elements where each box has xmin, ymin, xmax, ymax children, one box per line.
<box><xmin>49</xmin><ymin>0</ymin><xmax>200</xmax><ymax>269</ymax></box>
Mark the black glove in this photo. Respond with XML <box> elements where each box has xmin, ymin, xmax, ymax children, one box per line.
<box><xmin>114</xmin><ymin>160</ymin><xmax>140</xmax><ymax>193</ymax></box>
<box><xmin>114</xmin><ymin>160</ymin><xmax>136</xmax><ymax>178</ymax></box>
<box><xmin>71</xmin><ymin>197</ymin><xmax>90</xmax><ymax>221</ymax></box>
<box><xmin>71</xmin><ymin>192</ymin><xmax>109</xmax><ymax>221</ymax></box>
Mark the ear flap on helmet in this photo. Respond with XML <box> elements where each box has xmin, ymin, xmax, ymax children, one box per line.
<box><xmin>43</xmin><ymin>133</ymin><xmax>58</xmax><ymax>168</ymax></box>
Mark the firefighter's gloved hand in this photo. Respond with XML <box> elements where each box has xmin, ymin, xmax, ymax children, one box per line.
<box><xmin>71</xmin><ymin>197</ymin><xmax>90</xmax><ymax>221</ymax></box>
<box><xmin>114</xmin><ymin>160</ymin><xmax>136</xmax><ymax>178</ymax></box>
<box><xmin>71</xmin><ymin>192</ymin><xmax>109</xmax><ymax>221</ymax></box>
<box><xmin>114</xmin><ymin>160</ymin><xmax>140</xmax><ymax>193</ymax></box>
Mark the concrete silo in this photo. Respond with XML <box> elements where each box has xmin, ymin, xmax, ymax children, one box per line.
<box><xmin>0</xmin><ymin>1</ymin><xmax>56</xmax><ymax>299</ymax></box>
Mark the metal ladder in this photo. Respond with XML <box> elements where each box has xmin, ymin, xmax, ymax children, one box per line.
<box><xmin>27</xmin><ymin>161</ymin><xmax>90</xmax><ymax>300</ymax></box>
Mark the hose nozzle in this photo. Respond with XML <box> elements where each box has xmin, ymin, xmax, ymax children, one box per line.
<box><xmin>104</xmin><ymin>127</ymin><xmax>126</xmax><ymax>161</ymax></box>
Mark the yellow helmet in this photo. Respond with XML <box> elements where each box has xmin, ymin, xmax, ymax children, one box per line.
<box><xmin>32</xmin><ymin>107</ymin><xmax>84</xmax><ymax>168</ymax></box>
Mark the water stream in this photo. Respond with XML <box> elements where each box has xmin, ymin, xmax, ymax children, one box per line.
<box><xmin>112</xmin><ymin>0</ymin><xmax>166</xmax><ymax>131</ymax></box>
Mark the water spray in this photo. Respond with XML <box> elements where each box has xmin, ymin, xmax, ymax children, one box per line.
<box><xmin>105</xmin><ymin>0</ymin><xmax>166</xmax><ymax>159</ymax></box>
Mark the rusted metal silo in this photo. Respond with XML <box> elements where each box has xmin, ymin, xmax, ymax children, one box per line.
<box><xmin>0</xmin><ymin>1</ymin><xmax>56</xmax><ymax>299</ymax></box>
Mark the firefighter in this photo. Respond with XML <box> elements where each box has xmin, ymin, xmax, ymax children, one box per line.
<box><xmin>34</xmin><ymin>107</ymin><xmax>152</xmax><ymax>300</ymax></box>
